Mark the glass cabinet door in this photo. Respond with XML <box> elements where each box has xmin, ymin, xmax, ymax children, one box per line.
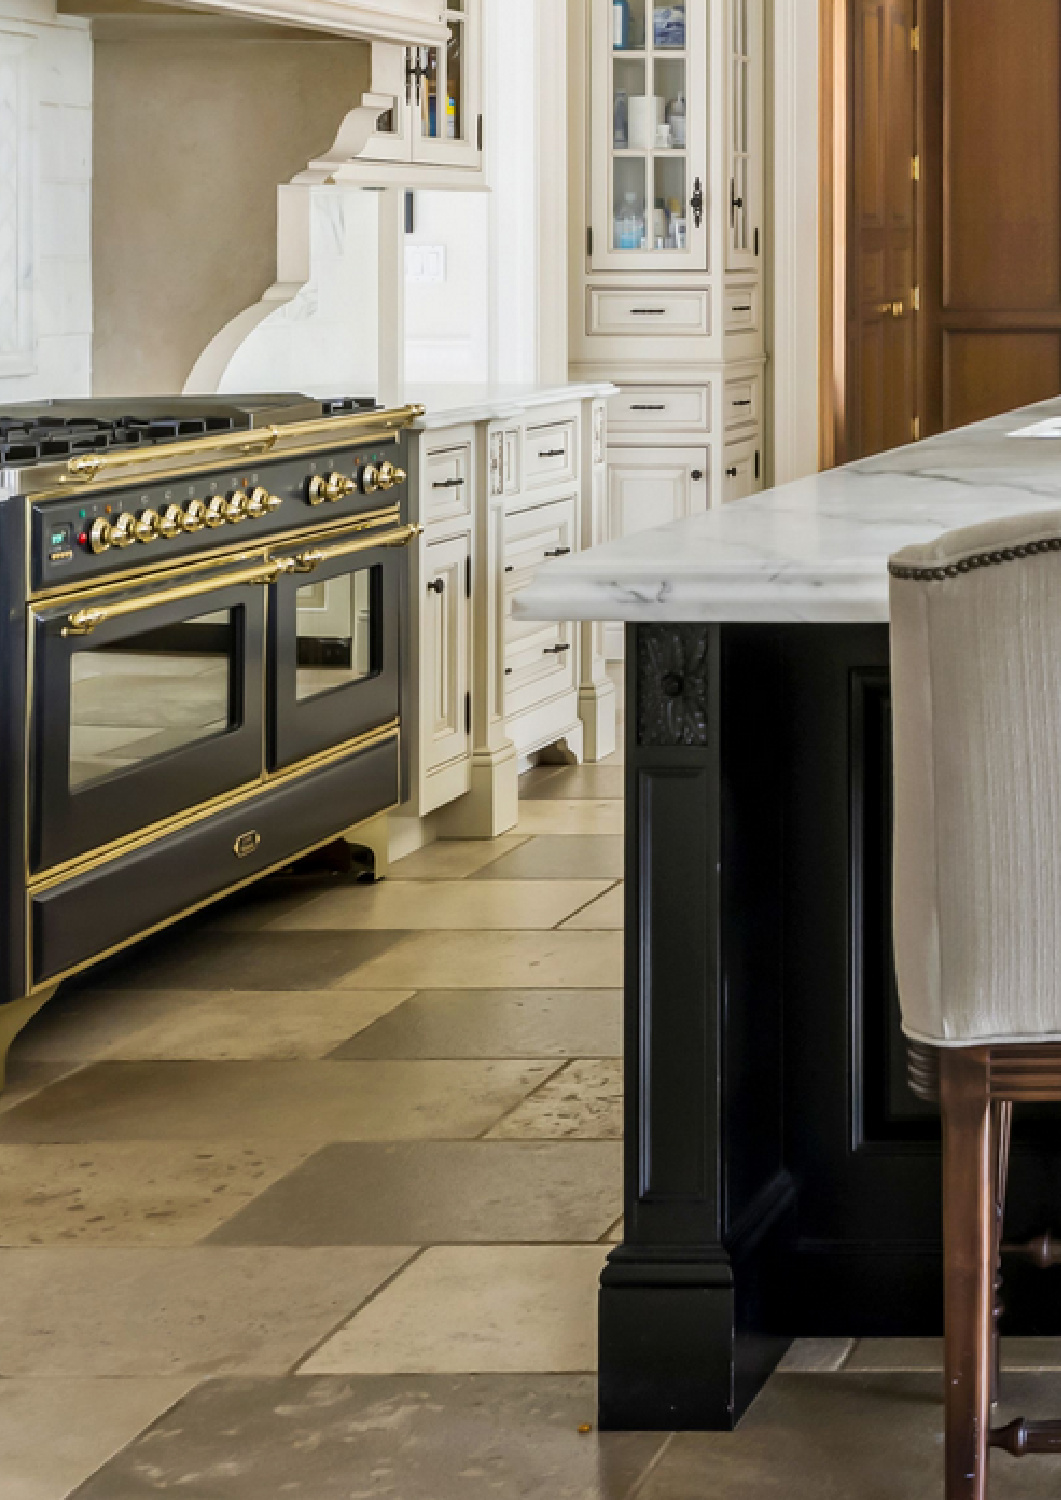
<box><xmin>591</xmin><ymin>0</ymin><xmax>709</xmax><ymax>272</ymax></box>
<box><xmin>726</xmin><ymin>0</ymin><xmax>762</xmax><ymax>269</ymax></box>
<box><xmin>409</xmin><ymin>0</ymin><xmax>482</xmax><ymax>168</ymax></box>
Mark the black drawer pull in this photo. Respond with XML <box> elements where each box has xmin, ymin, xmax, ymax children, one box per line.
<box><xmin>544</xmin><ymin>643</ymin><xmax>572</xmax><ymax>656</ymax></box>
<box><xmin>732</xmin><ymin>398</ymin><xmax>752</xmax><ymax>407</ymax></box>
<box><xmin>432</xmin><ymin>477</ymin><xmax>465</xmax><ymax>489</ymax></box>
<box><xmin>725</xmin><ymin>466</ymin><xmax>738</xmax><ymax>478</ymax></box>
<box><xmin>731</xmin><ymin>304</ymin><xmax>752</xmax><ymax>313</ymax></box>
<box><xmin>504</xmin><ymin>565</ymin><xmax>514</xmax><ymax>573</ymax></box>
<box><xmin>504</xmin><ymin>667</ymin><xmax>513</xmax><ymax>675</ymax></box>
<box><xmin>631</xmin><ymin>308</ymin><xmax>666</xmax><ymax>315</ymax></box>
<box><xmin>544</xmin><ymin>546</ymin><xmax>571</xmax><ymax>558</ymax></box>
<box><xmin>539</xmin><ymin>448</ymin><xmax>566</xmax><ymax>458</ymax></box>
<box><xmin>427</xmin><ymin>578</ymin><xmax>445</xmax><ymax>594</ymax></box>
<box><xmin>630</xmin><ymin>403</ymin><xmax>666</xmax><ymax>411</ymax></box>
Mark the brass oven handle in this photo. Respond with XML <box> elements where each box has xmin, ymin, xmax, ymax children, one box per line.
<box><xmin>61</xmin><ymin>558</ymin><xmax>291</xmax><ymax>637</ymax></box>
<box><xmin>288</xmin><ymin>523</ymin><xmax>424</xmax><ymax>575</ymax></box>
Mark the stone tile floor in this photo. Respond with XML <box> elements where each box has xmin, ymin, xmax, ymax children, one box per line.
<box><xmin>4</xmin><ymin>668</ymin><xmax>1061</xmax><ymax>1496</ymax></box>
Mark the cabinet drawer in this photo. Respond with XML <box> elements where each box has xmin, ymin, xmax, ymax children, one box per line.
<box><xmin>588</xmin><ymin>287</ymin><xmax>711</xmax><ymax>337</ymax></box>
<box><xmin>524</xmin><ymin>419</ymin><xmax>577</xmax><ymax>490</ymax></box>
<box><xmin>503</xmin><ymin>497</ymin><xmax>577</xmax><ymax>718</ymax></box>
<box><xmin>724</xmin><ymin>372</ymin><xmax>762</xmax><ymax>431</ymax></box>
<box><xmin>724</xmin><ymin>283</ymin><xmax>761</xmax><ymax>333</ymax></box>
<box><xmin>425</xmin><ymin>441</ymin><xmax>472</xmax><ymax>524</ymax></box>
<box><xmin>609</xmin><ymin>385</ymin><xmax>711</xmax><ymax>434</ymax></box>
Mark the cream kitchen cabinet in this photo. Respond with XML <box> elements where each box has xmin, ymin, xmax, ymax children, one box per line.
<box><xmin>569</xmin><ymin>0</ymin><xmax>768</xmax><ymax>588</ymax></box>
<box><xmin>395</xmin><ymin>385</ymin><xmax>616</xmax><ymax>854</ymax></box>
<box><xmin>167</xmin><ymin>0</ymin><xmax>449</xmax><ymax>45</ymax></box>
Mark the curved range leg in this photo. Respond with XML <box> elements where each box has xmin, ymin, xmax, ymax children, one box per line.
<box><xmin>0</xmin><ymin>987</ymin><xmax>58</xmax><ymax>1093</ymax></box>
<box><xmin>343</xmin><ymin>811</ymin><xmax>391</xmax><ymax>883</ymax></box>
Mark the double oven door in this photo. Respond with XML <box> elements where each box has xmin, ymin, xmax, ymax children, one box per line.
<box><xmin>30</xmin><ymin>513</ymin><xmax>412</xmax><ymax>875</ymax></box>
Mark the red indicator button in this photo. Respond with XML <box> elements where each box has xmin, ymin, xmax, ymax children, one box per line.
<box><xmin>78</xmin><ymin>532</ymin><xmax>88</xmax><ymax>546</ymax></box>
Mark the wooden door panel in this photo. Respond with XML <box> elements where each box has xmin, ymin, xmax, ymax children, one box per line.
<box><xmin>944</xmin><ymin>332</ymin><xmax>1061</xmax><ymax>430</ymax></box>
<box><xmin>886</xmin><ymin>0</ymin><xmax>915</xmax><ymax>233</ymax></box>
<box><xmin>859</xmin><ymin>1</ymin><xmax>886</xmax><ymax>229</ymax></box>
<box><xmin>944</xmin><ymin>0</ymin><xmax>1060</xmax><ymax>311</ymax></box>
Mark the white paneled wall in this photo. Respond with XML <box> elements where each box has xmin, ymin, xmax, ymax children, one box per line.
<box><xmin>0</xmin><ymin>0</ymin><xmax>91</xmax><ymax>401</ymax></box>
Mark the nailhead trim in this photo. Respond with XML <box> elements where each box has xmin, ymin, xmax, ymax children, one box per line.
<box><xmin>889</xmin><ymin>535</ymin><xmax>1061</xmax><ymax>580</ymax></box>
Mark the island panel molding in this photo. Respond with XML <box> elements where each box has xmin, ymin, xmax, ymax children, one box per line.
<box><xmin>636</xmin><ymin>625</ymin><xmax>711</xmax><ymax>747</ymax></box>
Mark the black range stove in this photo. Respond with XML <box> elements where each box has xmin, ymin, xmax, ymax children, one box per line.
<box><xmin>0</xmin><ymin>393</ymin><xmax>424</xmax><ymax>1082</ymax></box>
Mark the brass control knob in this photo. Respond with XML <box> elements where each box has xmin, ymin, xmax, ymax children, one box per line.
<box><xmin>265</xmin><ymin>491</ymin><xmax>283</xmax><ymax>513</ymax></box>
<box><xmin>159</xmin><ymin>505</ymin><xmax>184</xmax><ymax>540</ymax></box>
<box><xmin>205</xmin><ymin>495</ymin><xmax>228</xmax><ymax>528</ymax></box>
<box><xmin>360</xmin><ymin>464</ymin><xmax>380</xmax><ymax>494</ymax></box>
<box><xmin>377</xmin><ymin>462</ymin><xmax>407</xmax><ymax>492</ymax></box>
<box><xmin>111</xmin><ymin>512</ymin><xmax>139</xmax><ymax>548</ymax></box>
<box><xmin>135</xmin><ymin>509</ymin><xmax>161</xmax><ymax>543</ymax></box>
<box><xmin>89</xmin><ymin>518</ymin><xmax>113</xmax><ymax>555</ymax></box>
<box><xmin>226</xmin><ymin>490</ymin><xmax>249</xmax><ymax>523</ymax></box>
<box><xmin>182</xmin><ymin>499</ymin><xmax>207</xmax><ymax>533</ymax></box>
<box><xmin>308</xmin><ymin>471</ymin><xmax>356</xmax><ymax>505</ymax></box>
<box><xmin>247</xmin><ymin>487</ymin><xmax>269</xmax><ymax>519</ymax></box>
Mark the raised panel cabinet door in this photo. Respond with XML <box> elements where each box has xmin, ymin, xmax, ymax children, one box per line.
<box><xmin>726</xmin><ymin>0</ymin><xmax>764</xmax><ymax>270</ymax></box>
<box><xmin>723</xmin><ymin>440</ymin><xmax>762</xmax><ymax>502</ymax></box>
<box><xmin>606</xmin><ymin>445</ymin><xmax>711</xmax><ymax>540</ymax></box>
<box><xmin>589</xmin><ymin>0</ymin><xmax>709</xmax><ymax>272</ymax></box>
<box><xmin>422</xmin><ymin>532</ymin><xmax>471</xmax><ymax>776</ymax></box>
<box><xmin>503</xmin><ymin>498</ymin><xmax>578</xmax><ymax>719</ymax></box>
<box><xmin>409</xmin><ymin>0</ymin><xmax>483</xmax><ymax>169</ymax></box>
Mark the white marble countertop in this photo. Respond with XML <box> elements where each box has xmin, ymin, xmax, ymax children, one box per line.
<box><xmin>401</xmin><ymin>381</ymin><xmax>617</xmax><ymax>431</ymax></box>
<box><xmin>515</xmin><ymin>398</ymin><xmax>1061</xmax><ymax>625</ymax></box>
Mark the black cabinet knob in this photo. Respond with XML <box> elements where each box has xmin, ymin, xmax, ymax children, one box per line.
<box><xmin>692</xmin><ymin>470</ymin><xmax>704</xmax><ymax>481</ymax></box>
<box><xmin>427</xmin><ymin>578</ymin><xmax>445</xmax><ymax>595</ymax></box>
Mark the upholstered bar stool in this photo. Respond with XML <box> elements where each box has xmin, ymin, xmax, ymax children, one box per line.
<box><xmin>890</xmin><ymin>511</ymin><xmax>1061</xmax><ymax>1500</ymax></box>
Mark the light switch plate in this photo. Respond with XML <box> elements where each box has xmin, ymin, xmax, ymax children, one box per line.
<box><xmin>405</xmin><ymin>244</ymin><xmax>447</xmax><ymax>284</ymax></box>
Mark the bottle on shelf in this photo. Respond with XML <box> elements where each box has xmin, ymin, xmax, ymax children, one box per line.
<box><xmin>653</xmin><ymin>3</ymin><xmax>686</xmax><ymax>47</ymax></box>
<box><xmin>615</xmin><ymin>190</ymin><xmax>645</xmax><ymax>250</ymax></box>
<box><xmin>654</xmin><ymin>199</ymin><xmax>668</xmax><ymax>249</ymax></box>
<box><xmin>613</xmin><ymin>0</ymin><xmax>630</xmax><ymax>49</ymax></box>
<box><xmin>614</xmin><ymin>88</ymin><xmax>629</xmax><ymax>147</ymax></box>
<box><xmin>665</xmin><ymin>93</ymin><xmax>686</xmax><ymax>147</ymax></box>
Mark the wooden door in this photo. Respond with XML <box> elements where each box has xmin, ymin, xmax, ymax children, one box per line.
<box><xmin>847</xmin><ymin>0</ymin><xmax>919</xmax><ymax>458</ymax></box>
<box><xmin>921</xmin><ymin>0</ymin><xmax>1061</xmax><ymax>433</ymax></box>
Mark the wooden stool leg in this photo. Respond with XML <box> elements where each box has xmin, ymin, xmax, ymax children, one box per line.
<box><xmin>991</xmin><ymin>1101</ymin><xmax>1013</xmax><ymax>1407</ymax></box>
<box><xmin>941</xmin><ymin>1048</ymin><xmax>994</xmax><ymax>1500</ymax></box>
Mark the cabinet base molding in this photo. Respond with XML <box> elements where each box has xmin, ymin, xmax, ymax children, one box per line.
<box><xmin>579</xmin><ymin>678</ymin><xmax>618</xmax><ymax>761</ymax></box>
<box><xmin>434</xmin><ymin>742</ymin><xmax>519</xmax><ymax>840</ymax></box>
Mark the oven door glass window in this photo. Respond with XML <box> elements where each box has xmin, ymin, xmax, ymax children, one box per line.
<box><xmin>70</xmin><ymin>611</ymin><xmax>235</xmax><ymax>788</ymax></box>
<box><xmin>32</xmin><ymin>576</ymin><xmax>266</xmax><ymax>874</ymax></box>
<box><xmin>270</xmin><ymin>534</ymin><xmax>402</xmax><ymax>772</ymax></box>
<box><xmin>295</xmin><ymin>571</ymin><xmax>375</xmax><ymax>702</ymax></box>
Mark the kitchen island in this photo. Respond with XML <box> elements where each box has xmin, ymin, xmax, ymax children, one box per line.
<box><xmin>515</xmin><ymin>400</ymin><xmax>1061</xmax><ymax>1432</ymax></box>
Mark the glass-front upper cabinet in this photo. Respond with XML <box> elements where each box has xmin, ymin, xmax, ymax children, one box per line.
<box><xmin>590</xmin><ymin>0</ymin><xmax>709</xmax><ymax>272</ymax></box>
<box><xmin>726</xmin><ymin>0</ymin><xmax>762</xmax><ymax>269</ymax></box>
<box><xmin>371</xmin><ymin>0</ymin><xmax>482</xmax><ymax>170</ymax></box>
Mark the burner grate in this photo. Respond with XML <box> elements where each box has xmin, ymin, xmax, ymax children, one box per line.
<box><xmin>0</xmin><ymin>412</ymin><xmax>241</xmax><ymax>465</ymax></box>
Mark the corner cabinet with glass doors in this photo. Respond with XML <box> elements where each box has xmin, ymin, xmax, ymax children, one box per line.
<box><xmin>359</xmin><ymin>0</ymin><xmax>483</xmax><ymax>174</ymax></box>
<box><xmin>571</xmin><ymin>0</ymin><xmax>766</xmax><ymax>642</ymax></box>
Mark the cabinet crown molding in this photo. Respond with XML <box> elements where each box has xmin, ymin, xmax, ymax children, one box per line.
<box><xmin>162</xmin><ymin>0</ymin><xmax>446</xmax><ymax>45</ymax></box>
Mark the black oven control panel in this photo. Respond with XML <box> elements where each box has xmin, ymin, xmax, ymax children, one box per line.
<box><xmin>30</xmin><ymin>440</ymin><xmax>409</xmax><ymax>593</ymax></box>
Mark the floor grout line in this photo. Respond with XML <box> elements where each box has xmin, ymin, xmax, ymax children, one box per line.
<box><xmin>472</xmin><ymin>1059</ymin><xmax>572</xmax><ymax>1139</ymax></box>
<box><xmin>627</xmin><ymin>1431</ymin><xmax>677</xmax><ymax>1499</ymax></box>
<box><xmin>554</xmin><ymin>877</ymin><xmax>624</xmax><ymax>931</ymax></box>
<box><xmin>287</xmin><ymin>1245</ymin><xmax>429</xmax><ymax>1375</ymax></box>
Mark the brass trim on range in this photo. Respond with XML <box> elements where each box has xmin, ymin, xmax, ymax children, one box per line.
<box><xmin>60</xmin><ymin>558</ymin><xmax>295</xmax><ymax>637</ymax></box>
<box><xmin>61</xmin><ymin>405</ymin><xmax>426</xmax><ymax>487</ymax></box>
<box><xmin>27</xmin><ymin>719</ymin><xmax>401</xmax><ymax>896</ymax></box>
<box><xmin>290</xmin><ymin>522</ymin><xmax>423</xmax><ymax>574</ymax></box>
<box><xmin>28</xmin><ymin>787</ymin><xmax>402</xmax><ymax>997</ymax></box>
<box><xmin>29</xmin><ymin>506</ymin><xmax>404</xmax><ymax>604</ymax></box>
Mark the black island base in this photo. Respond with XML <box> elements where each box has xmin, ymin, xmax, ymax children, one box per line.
<box><xmin>600</xmin><ymin>622</ymin><xmax>1061</xmax><ymax>1431</ymax></box>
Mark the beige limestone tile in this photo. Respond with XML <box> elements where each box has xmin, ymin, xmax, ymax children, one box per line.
<box><xmin>12</xmin><ymin>986</ymin><xmax>181</xmax><ymax>1064</ymax></box>
<box><xmin>777</xmin><ymin>1339</ymin><xmax>856</xmax><ymax>1373</ymax></box>
<box><xmin>603</xmin><ymin>1216</ymin><xmax>624</xmax><ymax>1243</ymax></box>
<box><xmin>390</xmin><ymin>835</ymin><xmax>530</xmax><ymax>881</ymax></box>
<box><xmin>339</xmin><ymin>930</ymin><xmax>623</xmax><ymax>991</ymax></box>
<box><xmin>0</xmin><ymin>1060</ymin><xmax>558</xmax><ymax>1143</ymax></box>
<box><xmin>0</xmin><ymin>1141</ymin><xmax>315</xmax><ymax>1246</ymax></box>
<box><xmin>267</xmin><ymin>881</ymin><xmax>613</xmax><ymax>933</ymax></box>
<box><xmin>27</xmin><ymin>990</ymin><xmax>415</xmax><ymax>1062</ymax></box>
<box><xmin>519</xmin><ymin>765</ymin><xmax>626</xmax><ymax>801</ymax></box>
<box><xmin>486</xmin><ymin>1060</ymin><xmax>623</xmax><ymax>1139</ymax></box>
<box><xmin>560</xmin><ymin>883</ymin><xmax>624</xmax><ymax>930</ymax></box>
<box><xmin>300</xmin><ymin>1245</ymin><xmax>608</xmax><ymax>1375</ymax></box>
<box><xmin>514</xmin><ymin>800</ymin><xmax>624</xmax><ymax>837</ymax></box>
<box><xmin>0</xmin><ymin>1377</ymin><xmax>191</xmax><ymax>1500</ymax></box>
<box><xmin>0</xmin><ymin>1247</ymin><xmax>416</xmax><ymax>1377</ymax></box>
<box><xmin>843</xmin><ymin>1338</ymin><xmax>943</xmax><ymax>1371</ymax></box>
<box><xmin>1004</xmin><ymin>1339</ymin><xmax>1061</xmax><ymax>1370</ymax></box>
<box><xmin>470</xmin><ymin>835</ymin><xmax>624</xmax><ymax>882</ymax></box>
<box><xmin>0</xmin><ymin>1061</ymin><xmax>83</xmax><ymax>1115</ymax></box>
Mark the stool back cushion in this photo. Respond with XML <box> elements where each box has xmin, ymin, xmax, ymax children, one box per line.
<box><xmin>890</xmin><ymin>510</ymin><xmax>1061</xmax><ymax>1045</ymax></box>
